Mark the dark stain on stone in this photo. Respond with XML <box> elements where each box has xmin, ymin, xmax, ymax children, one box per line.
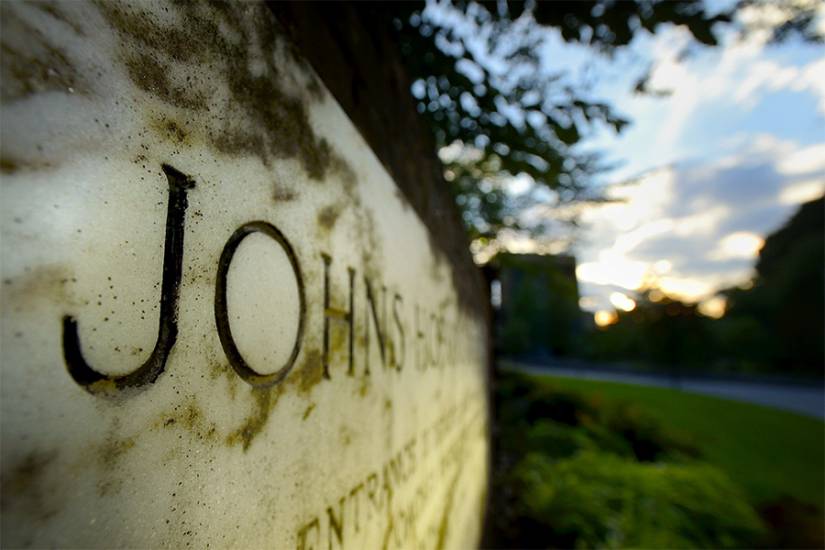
<box><xmin>217</xmin><ymin>70</ymin><xmax>332</xmax><ymax>180</ymax></box>
<box><xmin>157</xmin><ymin>398</ymin><xmax>218</xmax><ymax>442</ymax></box>
<box><xmin>1</xmin><ymin>450</ymin><xmax>57</xmax><ymax>500</ymax></box>
<box><xmin>0</xmin><ymin>157</ymin><xmax>19</xmax><ymax>174</ymax></box>
<box><xmin>162</xmin><ymin>119</ymin><xmax>189</xmax><ymax>144</ymax></box>
<box><xmin>1</xmin><ymin>449</ymin><xmax>59</xmax><ymax>522</ymax></box>
<box><xmin>317</xmin><ymin>204</ymin><xmax>342</xmax><ymax>232</ymax></box>
<box><xmin>35</xmin><ymin>1</ymin><xmax>86</xmax><ymax>37</ymax></box>
<box><xmin>273</xmin><ymin>187</ymin><xmax>296</xmax><ymax>202</ymax></box>
<box><xmin>0</xmin><ymin>156</ymin><xmax>55</xmax><ymax>176</ymax></box>
<box><xmin>95</xmin><ymin>423</ymin><xmax>137</xmax><ymax>497</ymax></box>
<box><xmin>208</xmin><ymin>359</ymin><xmax>239</xmax><ymax>401</ymax></box>
<box><xmin>223</xmin><ymin>348</ymin><xmax>328</xmax><ymax>449</ymax></box>
<box><xmin>296</xmin><ymin>349</ymin><xmax>323</xmax><ymax>394</ymax></box>
<box><xmin>225</xmin><ymin>385</ymin><xmax>282</xmax><ymax>452</ymax></box>
<box><xmin>331</xmin><ymin>155</ymin><xmax>357</xmax><ymax>192</ymax></box>
<box><xmin>94</xmin><ymin>1</ymin><xmax>218</xmax><ymax>64</ymax></box>
<box><xmin>358</xmin><ymin>209</ymin><xmax>383</xmax><ymax>284</ymax></box>
<box><xmin>357</xmin><ymin>374</ymin><xmax>371</xmax><ymax>398</ymax></box>
<box><xmin>98</xmin><ymin>434</ymin><xmax>135</xmax><ymax>471</ymax></box>
<box><xmin>98</xmin><ymin>1</ymin><xmax>343</xmax><ymax>180</ymax></box>
<box><xmin>4</xmin><ymin>264</ymin><xmax>73</xmax><ymax>308</ymax></box>
<box><xmin>0</xmin><ymin>4</ymin><xmax>87</xmax><ymax>103</ymax></box>
<box><xmin>124</xmin><ymin>54</ymin><xmax>207</xmax><ymax>111</ymax></box>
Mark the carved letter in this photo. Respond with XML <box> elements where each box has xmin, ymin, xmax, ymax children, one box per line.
<box><xmin>215</xmin><ymin>221</ymin><xmax>305</xmax><ymax>387</ymax></box>
<box><xmin>322</xmin><ymin>254</ymin><xmax>354</xmax><ymax>378</ymax></box>
<box><xmin>348</xmin><ymin>482</ymin><xmax>364</xmax><ymax>534</ymax></box>
<box><xmin>62</xmin><ymin>164</ymin><xmax>194</xmax><ymax>394</ymax></box>
<box><xmin>414</xmin><ymin>304</ymin><xmax>429</xmax><ymax>371</ymax></box>
<box><xmin>363</xmin><ymin>278</ymin><xmax>387</xmax><ymax>374</ymax></box>
<box><xmin>296</xmin><ymin>517</ymin><xmax>320</xmax><ymax>550</ymax></box>
<box><xmin>392</xmin><ymin>293</ymin><xmax>405</xmax><ymax>371</ymax></box>
<box><xmin>326</xmin><ymin>496</ymin><xmax>346</xmax><ymax>549</ymax></box>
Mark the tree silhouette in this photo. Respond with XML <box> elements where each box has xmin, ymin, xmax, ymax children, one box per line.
<box><xmin>392</xmin><ymin>0</ymin><xmax>822</xmax><ymax>246</ymax></box>
<box><xmin>722</xmin><ymin>196</ymin><xmax>825</xmax><ymax>373</ymax></box>
<box><xmin>274</xmin><ymin>1</ymin><xmax>823</xmax><ymax>251</ymax></box>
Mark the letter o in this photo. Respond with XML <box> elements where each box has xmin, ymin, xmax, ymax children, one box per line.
<box><xmin>214</xmin><ymin>221</ymin><xmax>306</xmax><ymax>387</ymax></box>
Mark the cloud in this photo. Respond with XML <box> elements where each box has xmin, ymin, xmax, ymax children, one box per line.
<box><xmin>576</xmin><ymin>250</ymin><xmax>650</xmax><ymax>290</ymax></box>
<box><xmin>535</xmin><ymin>12</ymin><xmax>825</xmax><ymax>312</ymax></box>
<box><xmin>575</xmin><ymin>135</ymin><xmax>825</xmax><ymax>309</ymax></box>
<box><xmin>656</xmin><ymin>277</ymin><xmax>716</xmax><ymax>301</ymax></box>
<box><xmin>666</xmin><ymin>144</ymin><xmax>788</xmax><ymax>216</ymax></box>
<box><xmin>777</xmin><ymin>142</ymin><xmax>825</xmax><ymax>175</ymax></box>
<box><xmin>733</xmin><ymin>60</ymin><xmax>800</xmax><ymax>108</ymax></box>
<box><xmin>710</xmin><ymin>232</ymin><xmax>764</xmax><ymax>260</ymax></box>
<box><xmin>732</xmin><ymin>57</ymin><xmax>825</xmax><ymax>115</ymax></box>
<box><xmin>716</xmin><ymin>201</ymin><xmax>793</xmax><ymax>236</ymax></box>
<box><xmin>618</xmin><ymin>21</ymin><xmax>825</xmax><ymax>159</ymax></box>
<box><xmin>779</xmin><ymin>179</ymin><xmax>825</xmax><ymax>204</ymax></box>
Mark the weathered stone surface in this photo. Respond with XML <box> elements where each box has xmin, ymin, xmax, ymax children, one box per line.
<box><xmin>0</xmin><ymin>2</ymin><xmax>489</xmax><ymax>548</ymax></box>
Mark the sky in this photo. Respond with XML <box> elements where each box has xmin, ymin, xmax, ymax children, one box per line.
<box><xmin>423</xmin><ymin>1</ymin><xmax>823</xmax><ymax>323</ymax></box>
<box><xmin>537</xmin><ymin>6</ymin><xmax>825</xmax><ymax>321</ymax></box>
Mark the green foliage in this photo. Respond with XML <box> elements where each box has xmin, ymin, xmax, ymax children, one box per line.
<box><xmin>488</xmin><ymin>371</ymin><xmax>772</xmax><ymax>548</ymax></box>
<box><xmin>525</xmin><ymin>420</ymin><xmax>600</xmax><ymax>459</ymax></box>
<box><xmin>496</xmin><ymin>371</ymin><xmax>699</xmax><ymax>461</ymax></box>
<box><xmin>542</xmin><ymin>373</ymin><xmax>825</xmax><ymax>508</ymax></box>
<box><xmin>586</xmin><ymin>290</ymin><xmax>715</xmax><ymax>367</ymax></box>
<box><xmin>515</xmin><ymin>451</ymin><xmax>764</xmax><ymax>549</ymax></box>
<box><xmin>712</xmin><ymin>315</ymin><xmax>776</xmax><ymax>369</ymax></box>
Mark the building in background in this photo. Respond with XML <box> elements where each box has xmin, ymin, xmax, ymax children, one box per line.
<box><xmin>490</xmin><ymin>253</ymin><xmax>586</xmax><ymax>359</ymax></box>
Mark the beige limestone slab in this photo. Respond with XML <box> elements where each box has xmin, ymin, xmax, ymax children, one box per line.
<box><xmin>0</xmin><ymin>2</ymin><xmax>490</xmax><ymax>548</ymax></box>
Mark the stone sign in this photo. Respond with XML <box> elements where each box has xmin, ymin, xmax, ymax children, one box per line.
<box><xmin>0</xmin><ymin>2</ymin><xmax>490</xmax><ymax>548</ymax></box>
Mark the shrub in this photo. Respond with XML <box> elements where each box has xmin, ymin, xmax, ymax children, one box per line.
<box><xmin>487</xmin><ymin>372</ymin><xmax>765</xmax><ymax>548</ymax></box>
<box><xmin>514</xmin><ymin>451</ymin><xmax>765</xmax><ymax>549</ymax></box>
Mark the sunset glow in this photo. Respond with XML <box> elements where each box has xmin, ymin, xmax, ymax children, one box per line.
<box><xmin>594</xmin><ymin>310</ymin><xmax>618</xmax><ymax>327</ymax></box>
<box><xmin>713</xmin><ymin>232</ymin><xmax>765</xmax><ymax>260</ymax></box>
<box><xmin>698</xmin><ymin>296</ymin><xmax>728</xmax><ymax>319</ymax></box>
<box><xmin>609</xmin><ymin>292</ymin><xmax>637</xmax><ymax>312</ymax></box>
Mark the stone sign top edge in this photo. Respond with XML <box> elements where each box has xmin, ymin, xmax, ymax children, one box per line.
<box><xmin>0</xmin><ymin>0</ymin><xmax>486</xmax><ymax>320</ymax></box>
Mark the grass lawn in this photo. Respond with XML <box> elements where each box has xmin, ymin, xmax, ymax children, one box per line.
<box><xmin>527</xmin><ymin>373</ymin><xmax>824</xmax><ymax>508</ymax></box>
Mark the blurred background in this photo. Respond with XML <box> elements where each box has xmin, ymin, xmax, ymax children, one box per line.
<box><xmin>280</xmin><ymin>1</ymin><xmax>824</xmax><ymax>547</ymax></box>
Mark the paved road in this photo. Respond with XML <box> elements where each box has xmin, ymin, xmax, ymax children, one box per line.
<box><xmin>505</xmin><ymin>362</ymin><xmax>825</xmax><ymax>419</ymax></box>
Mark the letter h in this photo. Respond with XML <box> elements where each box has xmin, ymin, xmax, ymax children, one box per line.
<box><xmin>322</xmin><ymin>254</ymin><xmax>354</xmax><ymax>378</ymax></box>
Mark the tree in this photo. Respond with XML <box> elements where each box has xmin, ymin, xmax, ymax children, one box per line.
<box><xmin>274</xmin><ymin>1</ymin><xmax>823</xmax><ymax>256</ymax></box>
<box><xmin>720</xmin><ymin>196</ymin><xmax>824</xmax><ymax>374</ymax></box>
<box><xmin>586</xmin><ymin>288</ymin><xmax>714</xmax><ymax>368</ymax></box>
<box><xmin>393</xmin><ymin>0</ymin><xmax>823</xmax><ymax>250</ymax></box>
